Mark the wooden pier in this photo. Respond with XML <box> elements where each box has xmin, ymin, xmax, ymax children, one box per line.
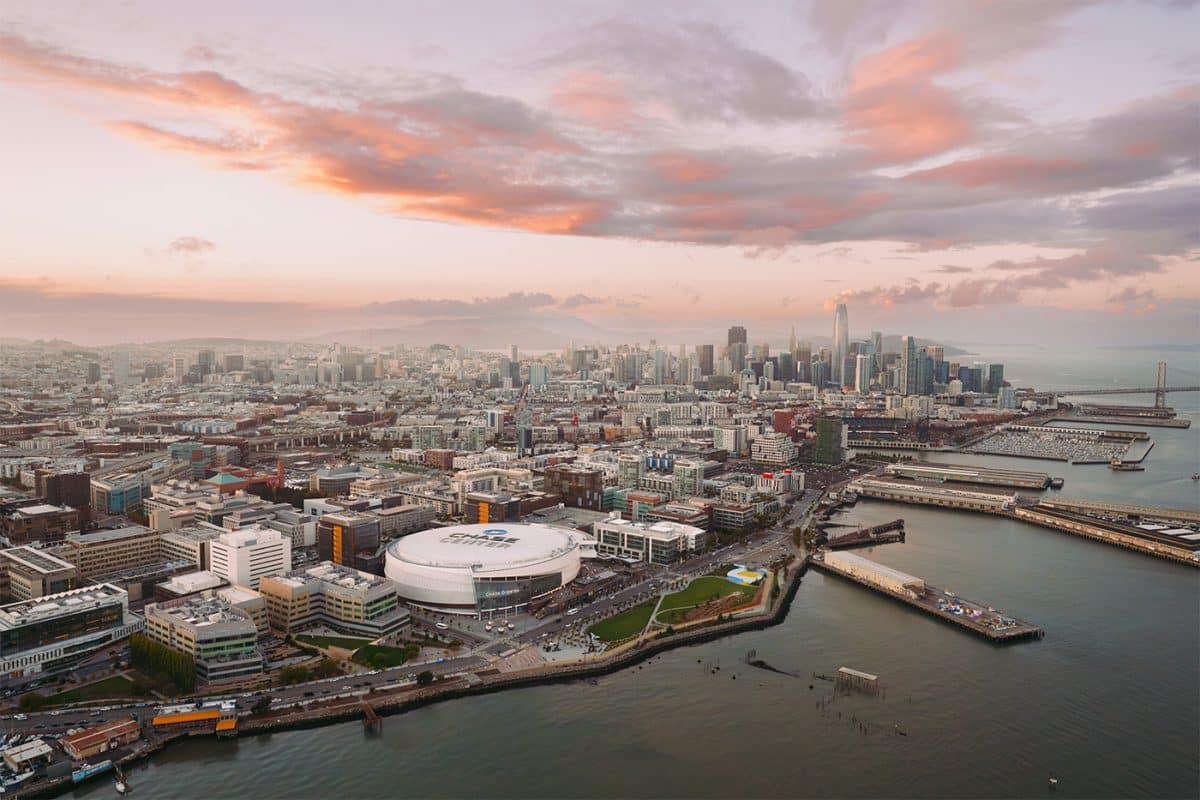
<box><xmin>361</xmin><ymin>701</ymin><xmax>381</xmax><ymax>730</ymax></box>
<box><xmin>826</xmin><ymin>519</ymin><xmax>905</xmax><ymax>550</ymax></box>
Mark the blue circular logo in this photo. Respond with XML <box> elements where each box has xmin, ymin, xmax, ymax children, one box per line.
<box><xmin>482</xmin><ymin>528</ymin><xmax>508</xmax><ymax>535</ymax></box>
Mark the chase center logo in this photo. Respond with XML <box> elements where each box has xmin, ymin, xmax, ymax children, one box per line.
<box><xmin>441</xmin><ymin>527</ymin><xmax>521</xmax><ymax>548</ymax></box>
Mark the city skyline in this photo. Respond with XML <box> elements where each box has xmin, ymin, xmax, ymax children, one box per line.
<box><xmin>0</xmin><ymin>1</ymin><xmax>1198</xmax><ymax>346</ymax></box>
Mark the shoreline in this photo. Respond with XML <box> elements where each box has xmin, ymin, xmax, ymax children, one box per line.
<box><xmin>22</xmin><ymin>556</ymin><xmax>811</xmax><ymax>799</ymax></box>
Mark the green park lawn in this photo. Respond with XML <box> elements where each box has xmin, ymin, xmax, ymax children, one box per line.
<box><xmin>587</xmin><ymin>600</ymin><xmax>657</xmax><ymax>643</ymax></box>
<box><xmin>295</xmin><ymin>634</ymin><xmax>373</xmax><ymax>651</ymax></box>
<box><xmin>45</xmin><ymin>675</ymin><xmax>144</xmax><ymax>706</ymax></box>
<box><xmin>351</xmin><ymin>644</ymin><xmax>419</xmax><ymax>669</ymax></box>
<box><xmin>657</xmin><ymin>576</ymin><xmax>757</xmax><ymax>613</ymax></box>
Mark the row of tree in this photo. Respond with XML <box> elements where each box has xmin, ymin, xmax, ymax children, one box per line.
<box><xmin>129</xmin><ymin>632</ymin><xmax>196</xmax><ymax>693</ymax></box>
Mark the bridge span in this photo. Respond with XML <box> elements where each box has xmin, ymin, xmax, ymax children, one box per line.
<box><xmin>1045</xmin><ymin>386</ymin><xmax>1199</xmax><ymax>396</ymax></box>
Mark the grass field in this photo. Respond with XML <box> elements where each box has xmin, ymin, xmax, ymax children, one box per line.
<box><xmin>351</xmin><ymin>644</ymin><xmax>419</xmax><ymax>669</ymax></box>
<box><xmin>46</xmin><ymin>675</ymin><xmax>143</xmax><ymax>706</ymax></box>
<box><xmin>295</xmin><ymin>634</ymin><xmax>373</xmax><ymax>651</ymax></box>
<box><xmin>587</xmin><ymin>600</ymin><xmax>657</xmax><ymax>643</ymax></box>
<box><xmin>657</xmin><ymin>576</ymin><xmax>756</xmax><ymax>613</ymax></box>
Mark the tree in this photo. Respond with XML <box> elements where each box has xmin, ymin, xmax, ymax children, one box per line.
<box><xmin>251</xmin><ymin>695</ymin><xmax>272</xmax><ymax>715</ymax></box>
<box><xmin>19</xmin><ymin>693</ymin><xmax>48</xmax><ymax>712</ymax></box>
<box><xmin>280</xmin><ymin>665</ymin><xmax>312</xmax><ymax>685</ymax></box>
<box><xmin>416</xmin><ymin>670</ymin><xmax>434</xmax><ymax>687</ymax></box>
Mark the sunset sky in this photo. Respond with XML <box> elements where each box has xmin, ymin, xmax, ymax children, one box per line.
<box><xmin>1</xmin><ymin>1</ymin><xmax>1197</xmax><ymax>346</ymax></box>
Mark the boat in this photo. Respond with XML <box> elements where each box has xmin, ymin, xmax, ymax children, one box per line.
<box><xmin>1192</xmin><ymin>473</ymin><xmax>1199</xmax><ymax>480</ymax></box>
<box><xmin>113</xmin><ymin>764</ymin><xmax>130</xmax><ymax>794</ymax></box>
<box><xmin>1109</xmin><ymin>459</ymin><xmax>1144</xmax><ymax>472</ymax></box>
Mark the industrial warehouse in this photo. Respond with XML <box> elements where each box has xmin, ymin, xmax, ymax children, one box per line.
<box><xmin>383</xmin><ymin>523</ymin><xmax>597</xmax><ymax>617</ymax></box>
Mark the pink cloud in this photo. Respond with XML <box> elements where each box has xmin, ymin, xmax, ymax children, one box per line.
<box><xmin>550</xmin><ymin>71</ymin><xmax>636</xmax><ymax>132</ymax></box>
<box><xmin>843</xmin><ymin>33</ymin><xmax>974</xmax><ymax>163</ymax></box>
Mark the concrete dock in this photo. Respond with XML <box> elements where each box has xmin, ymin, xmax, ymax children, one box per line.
<box><xmin>812</xmin><ymin>552</ymin><xmax>1043</xmax><ymax>643</ymax></box>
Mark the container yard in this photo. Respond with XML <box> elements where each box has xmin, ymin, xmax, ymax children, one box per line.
<box><xmin>813</xmin><ymin>551</ymin><xmax>1043</xmax><ymax>642</ymax></box>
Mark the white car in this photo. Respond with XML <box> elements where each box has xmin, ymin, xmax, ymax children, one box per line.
<box><xmin>566</xmin><ymin>608</ymin><xmax>580</xmax><ymax>616</ymax></box>
<box><xmin>435</xmin><ymin>622</ymin><xmax>449</xmax><ymax>630</ymax></box>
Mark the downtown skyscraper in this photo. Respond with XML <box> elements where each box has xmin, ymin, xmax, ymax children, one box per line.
<box><xmin>831</xmin><ymin>303</ymin><xmax>849</xmax><ymax>387</ymax></box>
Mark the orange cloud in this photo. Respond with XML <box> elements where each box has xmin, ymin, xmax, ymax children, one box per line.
<box><xmin>843</xmin><ymin>33</ymin><xmax>973</xmax><ymax>163</ymax></box>
<box><xmin>0</xmin><ymin>32</ymin><xmax>604</xmax><ymax>236</ymax></box>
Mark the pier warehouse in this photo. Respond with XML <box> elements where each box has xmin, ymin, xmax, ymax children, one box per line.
<box><xmin>823</xmin><ymin>551</ymin><xmax>924</xmax><ymax>598</ymax></box>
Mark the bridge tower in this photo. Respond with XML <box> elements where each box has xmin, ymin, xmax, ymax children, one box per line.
<box><xmin>1155</xmin><ymin>361</ymin><xmax>1167</xmax><ymax>409</ymax></box>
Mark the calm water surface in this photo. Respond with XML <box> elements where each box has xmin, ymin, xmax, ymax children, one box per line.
<box><xmin>73</xmin><ymin>354</ymin><xmax>1199</xmax><ymax>799</ymax></box>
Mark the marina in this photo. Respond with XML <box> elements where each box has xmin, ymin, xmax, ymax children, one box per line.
<box><xmin>965</xmin><ymin>424</ymin><xmax>1152</xmax><ymax>464</ymax></box>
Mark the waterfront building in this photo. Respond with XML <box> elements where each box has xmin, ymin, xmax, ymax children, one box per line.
<box><xmin>61</xmin><ymin>718</ymin><xmax>141</xmax><ymax>760</ymax></box>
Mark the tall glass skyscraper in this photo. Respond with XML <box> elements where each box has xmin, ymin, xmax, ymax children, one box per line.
<box><xmin>832</xmin><ymin>303</ymin><xmax>849</xmax><ymax>386</ymax></box>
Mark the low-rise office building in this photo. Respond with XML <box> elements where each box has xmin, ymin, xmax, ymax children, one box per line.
<box><xmin>160</xmin><ymin>526</ymin><xmax>222</xmax><ymax>570</ymax></box>
<box><xmin>259</xmin><ymin>562</ymin><xmax>410</xmax><ymax>638</ymax></box>
<box><xmin>0</xmin><ymin>503</ymin><xmax>81</xmax><ymax>545</ymax></box>
<box><xmin>50</xmin><ymin>526</ymin><xmax>162</xmax><ymax>579</ymax></box>
<box><xmin>591</xmin><ymin>517</ymin><xmax>708</xmax><ymax>564</ymax></box>
<box><xmin>0</xmin><ymin>584</ymin><xmax>143</xmax><ymax>677</ymax></box>
<box><xmin>0</xmin><ymin>546</ymin><xmax>77</xmax><ymax>601</ymax></box>
<box><xmin>144</xmin><ymin>593</ymin><xmax>264</xmax><ymax>683</ymax></box>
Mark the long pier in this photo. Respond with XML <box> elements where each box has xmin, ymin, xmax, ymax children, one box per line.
<box><xmin>1037</xmin><ymin>498</ymin><xmax>1200</xmax><ymax>524</ymax></box>
<box><xmin>846</xmin><ymin>478</ymin><xmax>1200</xmax><ymax>567</ymax></box>
<box><xmin>1051</xmin><ymin>414</ymin><xmax>1191</xmax><ymax>429</ymax></box>
<box><xmin>812</xmin><ymin>553</ymin><xmax>1043</xmax><ymax>643</ymax></box>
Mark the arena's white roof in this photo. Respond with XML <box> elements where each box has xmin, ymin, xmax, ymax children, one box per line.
<box><xmin>387</xmin><ymin>523</ymin><xmax>582</xmax><ymax>571</ymax></box>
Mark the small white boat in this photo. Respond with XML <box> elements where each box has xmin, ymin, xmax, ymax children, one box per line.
<box><xmin>114</xmin><ymin>779</ymin><xmax>128</xmax><ymax>794</ymax></box>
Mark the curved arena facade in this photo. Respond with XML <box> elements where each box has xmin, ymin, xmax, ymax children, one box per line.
<box><xmin>384</xmin><ymin>523</ymin><xmax>593</xmax><ymax>617</ymax></box>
